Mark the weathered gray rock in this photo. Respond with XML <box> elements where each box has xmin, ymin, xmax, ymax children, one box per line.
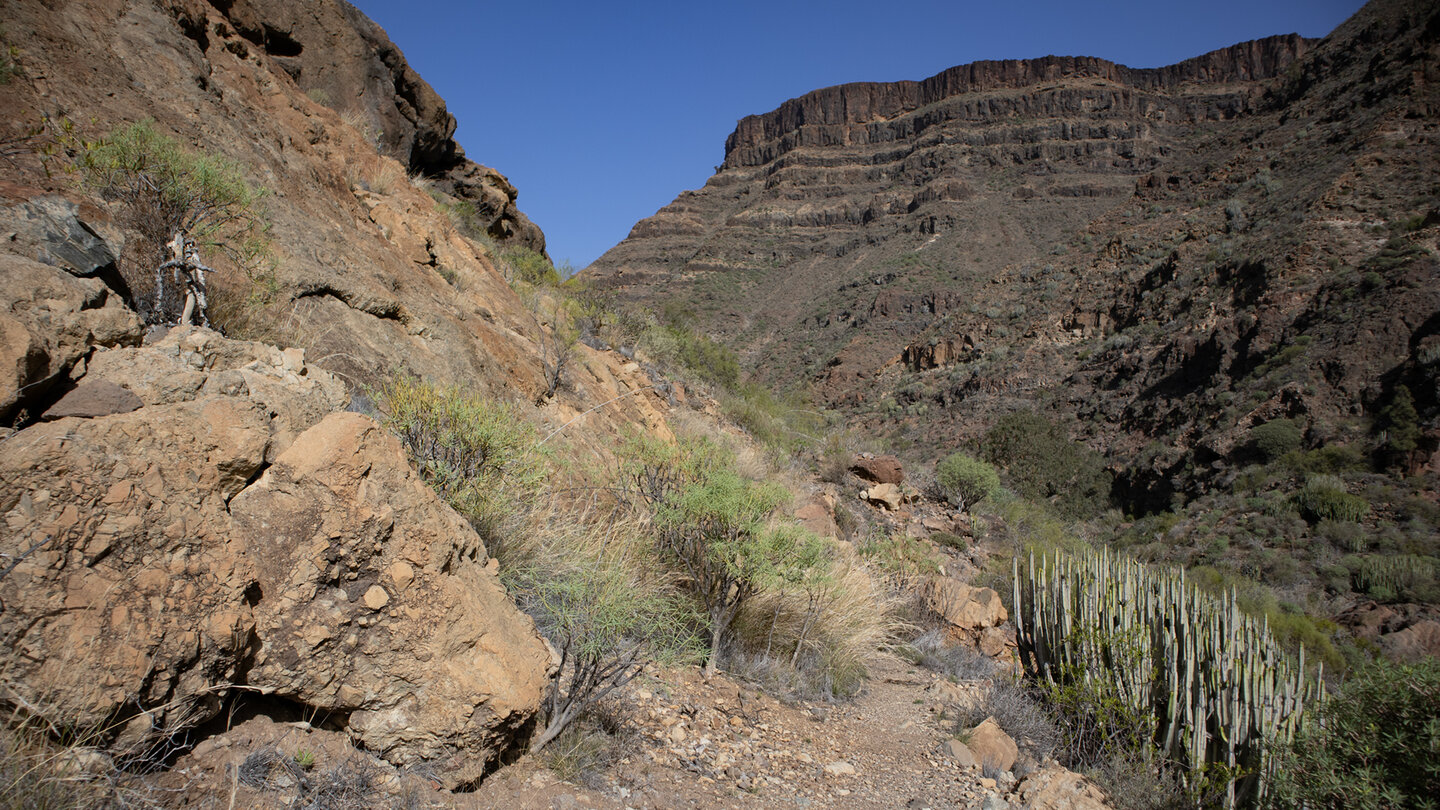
<box><xmin>41</xmin><ymin>380</ymin><xmax>143</xmax><ymax>420</ymax></box>
<box><xmin>0</xmin><ymin>254</ymin><xmax>141</xmax><ymax>421</ymax></box>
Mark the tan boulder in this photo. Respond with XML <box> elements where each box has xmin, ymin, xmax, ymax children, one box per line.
<box><xmin>966</xmin><ymin>717</ymin><xmax>1018</xmax><ymax>773</ymax></box>
<box><xmin>0</xmin><ymin>397</ymin><xmax>273</xmax><ymax>736</ymax></box>
<box><xmin>864</xmin><ymin>482</ymin><xmax>904</xmax><ymax>510</ymax></box>
<box><xmin>851</xmin><ymin>453</ymin><xmax>904</xmax><ymax>484</ymax></box>
<box><xmin>943</xmin><ymin>738</ymin><xmax>978</xmax><ymax>768</ymax></box>
<box><xmin>979</xmin><ymin>626</ymin><xmax>1014</xmax><ymax>657</ymax></box>
<box><xmin>0</xmin><ymin>335</ymin><xmax>549</xmax><ymax>789</ymax></box>
<box><xmin>926</xmin><ymin>577</ymin><xmax>1008</xmax><ymax>631</ymax></box>
<box><xmin>229</xmin><ymin>412</ymin><xmax>552</xmax><ymax>788</ymax></box>
<box><xmin>0</xmin><ymin>254</ymin><xmax>141</xmax><ymax>420</ymax></box>
<box><xmin>1012</xmin><ymin>762</ymin><xmax>1114</xmax><ymax>810</ymax></box>
<box><xmin>795</xmin><ymin>497</ymin><xmax>839</xmax><ymax>538</ymax></box>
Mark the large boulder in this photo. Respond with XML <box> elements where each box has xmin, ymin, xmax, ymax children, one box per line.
<box><xmin>230</xmin><ymin>412</ymin><xmax>553</xmax><ymax>787</ymax></box>
<box><xmin>926</xmin><ymin>577</ymin><xmax>1008</xmax><ymax>632</ymax></box>
<box><xmin>966</xmin><ymin>717</ymin><xmax>1018</xmax><ymax>773</ymax></box>
<box><xmin>0</xmin><ymin>333</ymin><xmax>551</xmax><ymax>788</ymax></box>
<box><xmin>0</xmin><ymin>254</ymin><xmax>141</xmax><ymax>422</ymax></box>
<box><xmin>851</xmin><ymin>453</ymin><xmax>904</xmax><ymax>484</ymax></box>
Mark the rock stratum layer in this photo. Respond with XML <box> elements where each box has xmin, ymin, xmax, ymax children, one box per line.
<box><xmin>589</xmin><ymin>0</ymin><xmax>1439</xmax><ymax>508</ymax></box>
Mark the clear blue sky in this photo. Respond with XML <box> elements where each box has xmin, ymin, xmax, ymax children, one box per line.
<box><xmin>350</xmin><ymin>0</ymin><xmax>1365</xmax><ymax>270</ymax></box>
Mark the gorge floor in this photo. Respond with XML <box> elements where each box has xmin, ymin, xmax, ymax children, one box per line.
<box><xmin>472</xmin><ymin>655</ymin><xmax>1009</xmax><ymax>810</ymax></box>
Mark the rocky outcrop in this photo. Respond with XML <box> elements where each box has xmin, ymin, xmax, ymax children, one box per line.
<box><xmin>589</xmin><ymin>0</ymin><xmax>1439</xmax><ymax>523</ymax></box>
<box><xmin>0</xmin><ymin>328</ymin><xmax>550</xmax><ymax>787</ymax></box>
<box><xmin>850</xmin><ymin>453</ymin><xmax>904</xmax><ymax>484</ymax></box>
<box><xmin>199</xmin><ymin>0</ymin><xmax>544</xmax><ymax>251</ymax></box>
<box><xmin>0</xmin><ymin>252</ymin><xmax>141</xmax><ymax>423</ymax></box>
<box><xmin>587</xmin><ymin>35</ymin><xmax>1313</xmax><ymax>409</ymax></box>
<box><xmin>723</xmin><ymin>38</ymin><xmax>1309</xmax><ymax>168</ymax></box>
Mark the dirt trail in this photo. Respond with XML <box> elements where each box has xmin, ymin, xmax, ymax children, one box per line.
<box><xmin>471</xmin><ymin>655</ymin><xmax>999</xmax><ymax>810</ymax></box>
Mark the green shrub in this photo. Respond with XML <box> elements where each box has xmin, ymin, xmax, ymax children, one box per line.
<box><xmin>502</xmin><ymin>246</ymin><xmax>561</xmax><ymax>286</ymax></box>
<box><xmin>514</xmin><ymin>518</ymin><xmax>701</xmax><ymax>753</ymax></box>
<box><xmin>983</xmin><ymin>411</ymin><xmax>1112</xmax><ymax>518</ymax></box>
<box><xmin>1293</xmin><ymin>474</ymin><xmax>1369</xmax><ymax>523</ymax></box>
<box><xmin>1249</xmin><ymin>419</ymin><xmax>1302</xmax><ymax>461</ymax></box>
<box><xmin>374</xmin><ymin>376</ymin><xmax>545</xmax><ymax>564</ymax></box>
<box><xmin>76</xmin><ymin>120</ymin><xmax>271</xmax><ymax>324</ymax></box>
<box><xmin>1378</xmin><ymin>384</ymin><xmax>1421</xmax><ymax>468</ymax></box>
<box><xmin>628</xmin><ymin>435</ymin><xmax>829</xmax><ymax>677</ymax></box>
<box><xmin>1267</xmin><ymin>657</ymin><xmax>1440</xmax><ymax>809</ymax></box>
<box><xmin>935</xmin><ymin>452</ymin><xmax>1000</xmax><ymax>512</ymax></box>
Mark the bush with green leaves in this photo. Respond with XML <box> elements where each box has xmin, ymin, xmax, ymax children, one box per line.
<box><xmin>76</xmin><ymin>119</ymin><xmax>271</xmax><ymax>324</ymax></box>
<box><xmin>1378</xmin><ymin>384</ymin><xmax>1421</xmax><ymax>469</ymax></box>
<box><xmin>935</xmin><ymin>452</ymin><xmax>1001</xmax><ymax>512</ymax></box>
<box><xmin>628</xmin><ymin>434</ymin><xmax>830</xmax><ymax>677</ymax></box>
<box><xmin>1267</xmin><ymin>657</ymin><xmax>1440</xmax><ymax>809</ymax></box>
<box><xmin>1293</xmin><ymin>474</ymin><xmax>1368</xmax><ymax>524</ymax></box>
<box><xmin>502</xmin><ymin>246</ymin><xmax>561</xmax><ymax>286</ymax></box>
<box><xmin>1249</xmin><ymin>419</ymin><xmax>1302</xmax><ymax>462</ymax></box>
<box><xmin>982</xmin><ymin>411</ymin><xmax>1111</xmax><ymax>518</ymax></box>
<box><xmin>374</xmin><ymin>376</ymin><xmax>545</xmax><ymax>564</ymax></box>
<box><xmin>512</xmin><ymin>518</ymin><xmax>702</xmax><ymax>753</ymax></box>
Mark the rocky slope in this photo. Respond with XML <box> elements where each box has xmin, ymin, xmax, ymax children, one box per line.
<box><xmin>0</xmin><ymin>0</ymin><xmax>677</xmax><ymax>790</ymax></box>
<box><xmin>588</xmin><ymin>0</ymin><xmax>1439</xmax><ymax>507</ymax></box>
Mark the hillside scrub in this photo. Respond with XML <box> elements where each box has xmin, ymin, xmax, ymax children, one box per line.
<box><xmin>982</xmin><ymin>411</ymin><xmax>1112</xmax><ymax>518</ymax></box>
<box><xmin>935</xmin><ymin>452</ymin><xmax>1000</xmax><ymax>512</ymax></box>
<box><xmin>73</xmin><ymin>119</ymin><xmax>272</xmax><ymax>325</ymax></box>
<box><xmin>1266</xmin><ymin>656</ymin><xmax>1440</xmax><ymax>809</ymax></box>
<box><xmin>373</xmin><ymin>376</ymin><xmax>546</xmax><ymax>567</ymax></box>
<box><xmin>621</xmin><ymin>432</ymin><xmax>888</xmax><ymax>692</ymax></box>
<box><xmin>507</xmin><ymin>509</ymin><xmax>703</xmax><ymax>753</ymax></box>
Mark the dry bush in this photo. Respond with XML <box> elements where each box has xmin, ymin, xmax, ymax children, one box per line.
<box><xmin>730</xmin><ymin>551</ymin><xmax>902</xmax><ymax>701</ymax></box>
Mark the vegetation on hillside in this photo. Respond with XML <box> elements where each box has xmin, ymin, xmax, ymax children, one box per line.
<box><xmin>70</xmin><ymin>120</ymin><xmax>273</xmax><ymax>324</ymax></box>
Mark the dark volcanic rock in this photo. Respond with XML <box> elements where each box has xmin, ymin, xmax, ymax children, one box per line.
<box><xmin>205</xmin><ymin>0</ymin><xmax>545</xmax><ymax>252</ymax></box>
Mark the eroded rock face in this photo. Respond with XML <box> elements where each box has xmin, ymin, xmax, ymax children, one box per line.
<box><xmin>230</xmin><ymin>412</ymin><xmax>552</xmax><ymax>787</ymax></box>
<box><xmin>0</xmin><ymin>333</ymin><xmax>549</xmax><ymax>787</ymax></box>
<box><xmin>0</xmin><ymin>254</ymin><xmax>142</xmax><ymax>422</ymax></box>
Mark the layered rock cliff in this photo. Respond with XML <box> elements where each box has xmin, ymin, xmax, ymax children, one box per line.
<box><xmin>589</xmin><ymin>0</ymin><xmax>1439</xmax><ymax>508</ymax></box>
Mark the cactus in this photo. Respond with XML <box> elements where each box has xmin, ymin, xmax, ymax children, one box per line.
<box><xmin>1012</xmin><ymin>549</ymin><xmax>1320</xmax><ymax>809</ymax></box>
<box><xmin>1349</xmin><ymin>554</ymin><xmax>1437</xmax><ymax>600</ymax></box>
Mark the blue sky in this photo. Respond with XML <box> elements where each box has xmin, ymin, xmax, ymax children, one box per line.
<box><xmin>350</xmin><ymin>0</ymin><xmax>1365</xmax><ymax>270</ymax></box>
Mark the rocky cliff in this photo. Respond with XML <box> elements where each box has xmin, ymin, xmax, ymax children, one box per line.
<box><xmin>0</xmin><ymin>0</ymin><xmax>681</xmax><ymax>788</ymax></box>
<box><xmin>588</xmin><ymin>0</ymin><xmax>1439</xmax><ymax>507</ymax></box>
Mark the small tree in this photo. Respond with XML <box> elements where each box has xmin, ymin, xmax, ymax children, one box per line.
<box><xmin>517</xmin><ymin>531</ymin><xmax>701</xmax><ymax>753</ymax></box>
<box><xmin>1378</xmin><ymin>384</ymin><xmax>1421</xmax><ymax>471</ymax></box>
<box><xmin>76</xmin><ymin>120</ymin><xmax>270</xmax><ymax>325</ymax></box>
<box><xmin>1249</xmin><ymin>419</ymin><xmax>1302</xmax><ymax>462</ymax></box>
<box><xmin>538</xmin><ymin>303</ymin><xmax>578</xmax><ymax>401</ymax></box>
<box><xmin>935</xmin><ymin>452</ymin><xmax>1000</xmax><ymax>512</ymax></box>
<box><xmin>629</xmin><ymin>435</ymin><xmax>822</xmax><ymax>677</ymax></box>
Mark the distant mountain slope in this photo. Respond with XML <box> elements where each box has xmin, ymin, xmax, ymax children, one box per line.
<box><xmin>588</xmin><ymin>0</ymin><xmax>1438</xmax><ymax>509</ymax></box>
